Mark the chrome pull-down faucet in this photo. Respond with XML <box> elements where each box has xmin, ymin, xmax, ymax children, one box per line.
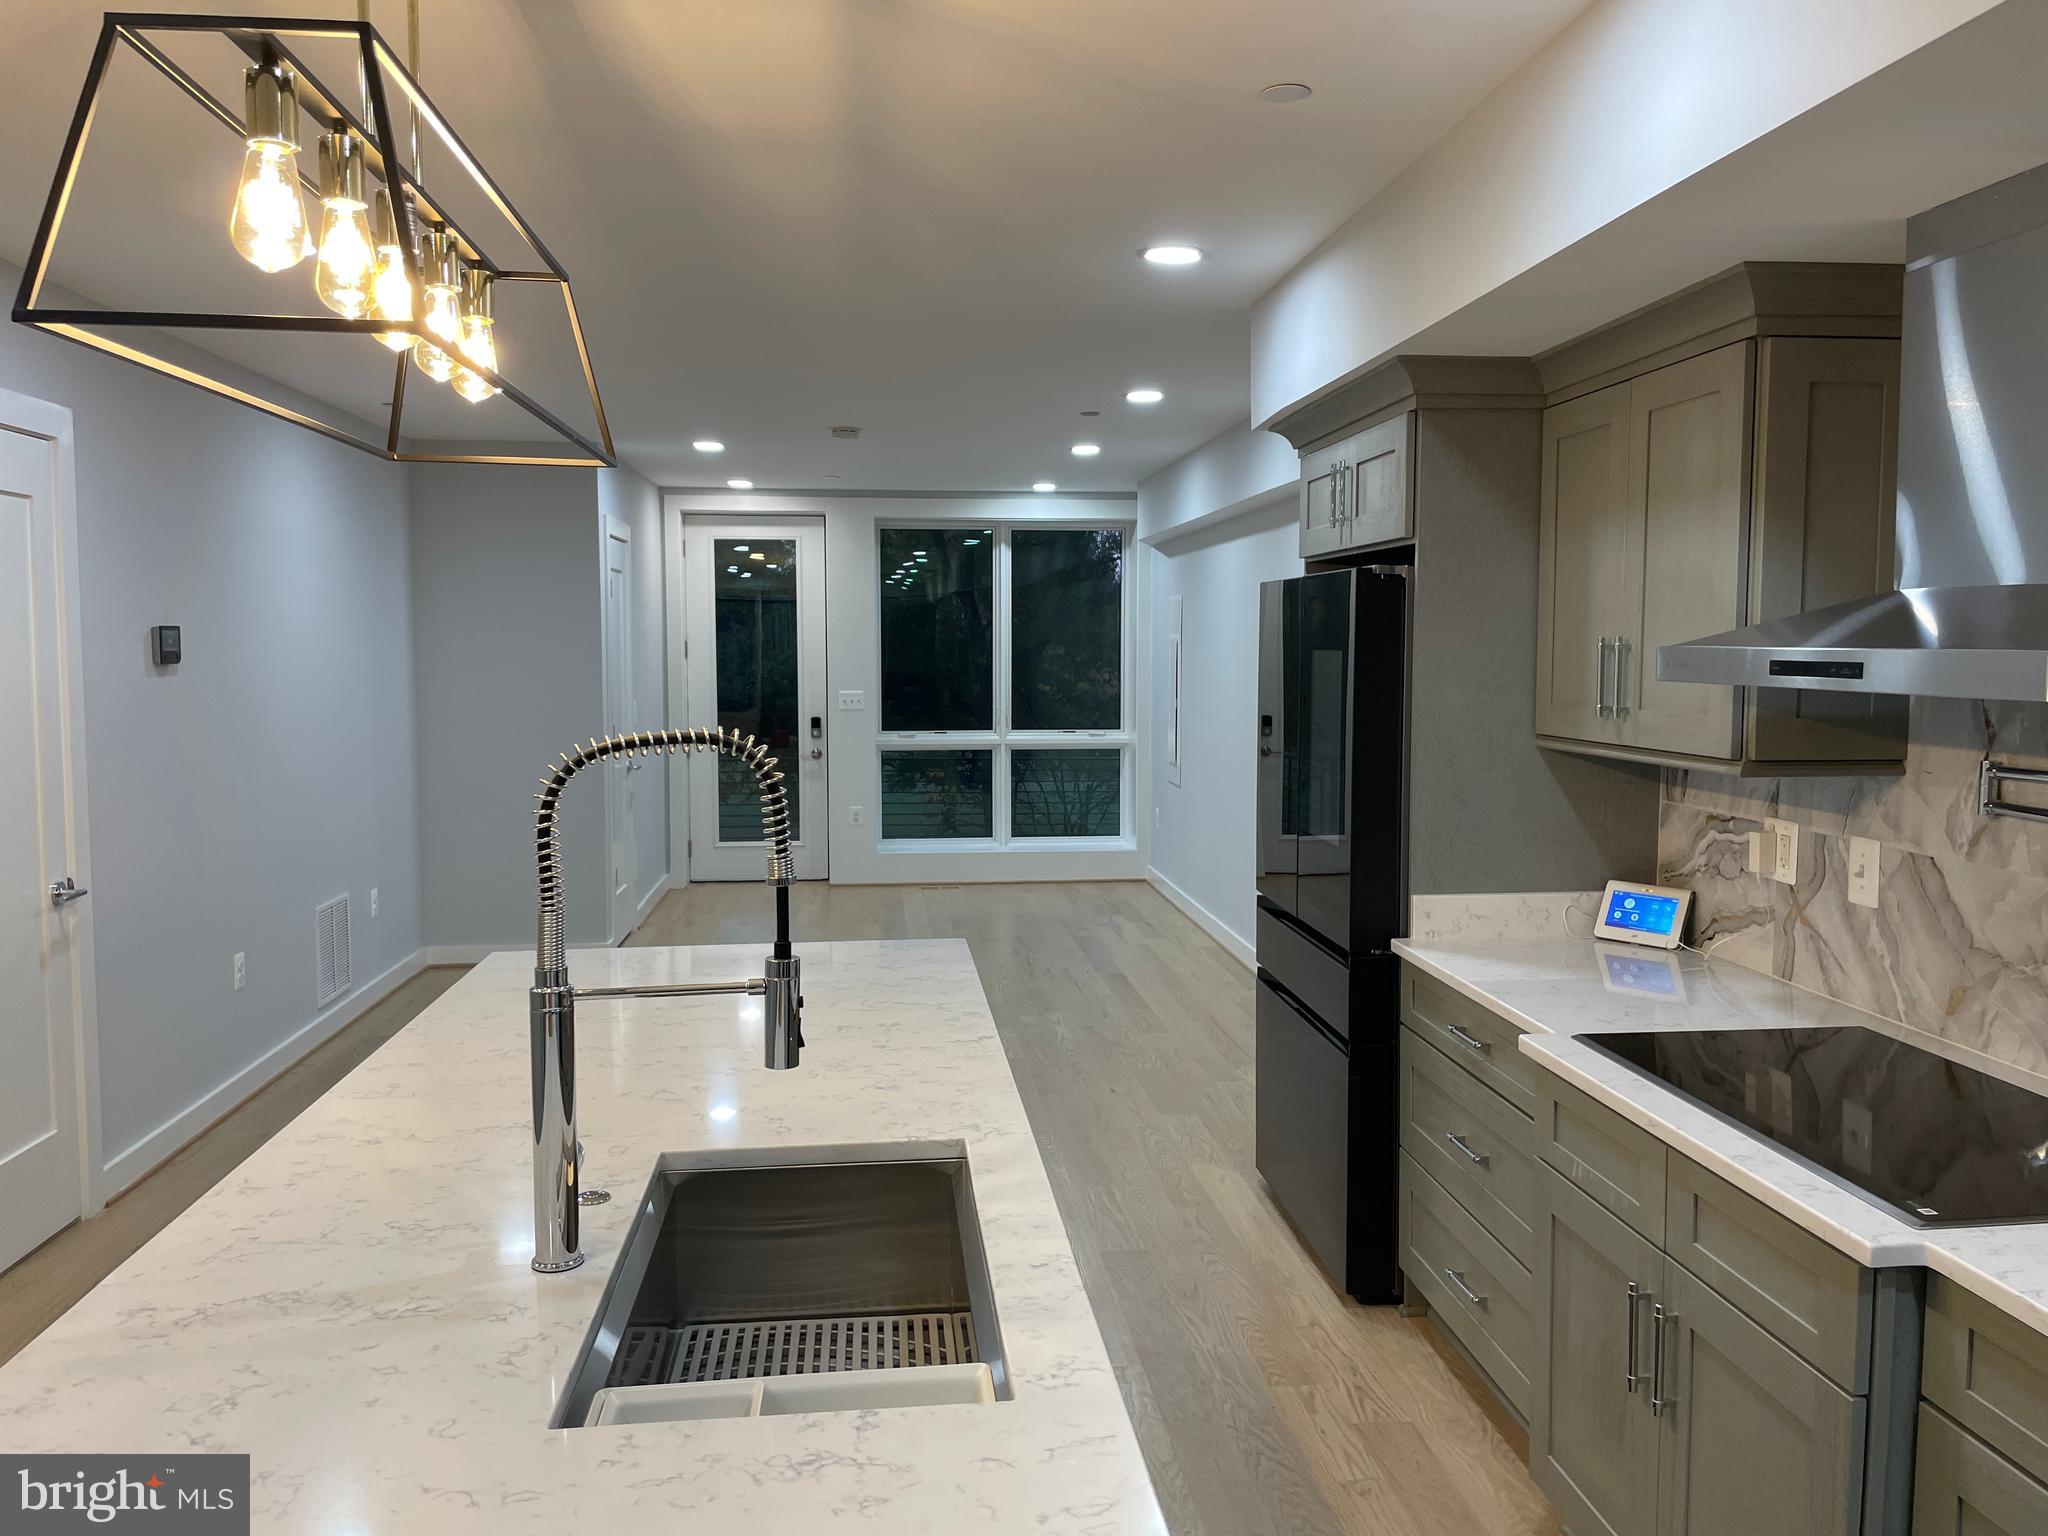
<box><xmin>529</xmin><ymin>728</ymin><xmax>802</xmax><ymax>1274</ymax></box>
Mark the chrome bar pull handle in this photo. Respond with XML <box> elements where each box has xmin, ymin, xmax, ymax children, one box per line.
<box><xmin>1443</xmin><ymin>1267</ymin><xmax>1487</xmax><ymax>1310</ymax></box>
<box><xmin>1649</xmin><ymin>1302</ymin><xmax>1674</xmax><ymax>1414</ymax></box>
<box><xmin>1445</xmin><ymin>1132</ymin><xmax>1488</xmax><ymax>1168</ymax></box>
<box><xmin>1624</xmin><ymin>1282</ymin><xmax>1644</xmax><ymax>1392</ymax></box>
<box><xmin>1980</xmin><ymin>758</ymin><xmax>2048</xmax><ymax>824</ymax></box>
<box><xmin>1443</xmin><ymin>1022</ymin><xmax>1489</xmax><ymax>1055</ymax></box>
<box><xmin>1614</xmin><ymin>637</ymin><xmax>1633</xmax><ymax>721</ymax></box>
<box><xmin>1596</xmin><ymin>636</ymin><xmax>1614</xmax><ymax>717</ymax></box>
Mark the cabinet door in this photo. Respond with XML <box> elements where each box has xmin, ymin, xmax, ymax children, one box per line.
<box><xmin>1536</xmin><ymin>381</ymin><xmax>1635</xmax><ymax>745</ymax></box>
<box><xmin>1300</xmin><ymin>441</ymin><xmax>1347</xmax><ymax>559</ymax></box>
<box><xmin>1656</xmin><ymin>1260</ymin><xmax>1865</xmax><ymax>1536</ymax></box>
<box><xmin>1531</xmin><ymin>1162</ymin><xmax>1663</xmax><ymax>1536</ymax></box>
<box><xmin>1343</xmin><ymin>413</ymin><xmax>1413</xmax><ymax>549</ymax></box>
<box><xmin>1619</xmin><ymin>342</ymin><xmax>1752</xmax><ymax>760</ymax></box>
<box><xmin>1745</xmin><ymin>337</ymin><xmax>1907</xmax><ymax>766</ymax></box>
<box><xmin>1913</xmin><ymin>1404</ymin><xmax>2048</xmax><ymax>1536</ymax></box>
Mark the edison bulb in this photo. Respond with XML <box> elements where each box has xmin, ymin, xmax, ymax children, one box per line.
<box><xmin>368</xmin><ymin>189</ymin><xmax>415</xmax><ymax>351</ymax></box>
<box><xmin>229</xmin><ymin>142</ymin><xmax>307</xmax><ymax>273</ymax></box>
<box><xmin>371</xmin><ymin>243</ymin><xmax>414</xmax><ymax>350</ymax></box>
<box><xmin>314</xmin><ymin>203</ymin><xmax>375</xmax><ymax>317</ymax></box>
<box><xmin>413</xmin><ymin>282</ymin><xmax>460</xmax><ymax>381</ymax></box>
<box><xmin>452</xmin><ymin>319</ymin><xmax>499</xmax><ymax>402</ymax></box>
<box><xmin>452</xmin><ymin>268</ymin><xmax>500</xmax><ymax>402</ymax></box>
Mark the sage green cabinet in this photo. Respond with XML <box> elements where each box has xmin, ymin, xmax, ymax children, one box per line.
<box><xmin>1912</xmin><ymin>1405</ymin><xmax>2048</xmax><ymax>1536</ymax></box>
<box><xmin>1533</xmin><ymin>1161</ymin><xmax>1866</xmax><ymax>1536</ymax></box>
<box><xmin>1657</xmin><ymin>1260</ymin><xmax>1865</xmax><ymax>1536</ymax></box>
<box><xmin>1535</xmin><ymin>292</ymin><xmax>1907</xmax><ymax>774</ymax></box>
<box><xmin>1532</xmin><ymin>1163</ymin><xmax>1664</xmax><ymax>1536</ymax></box>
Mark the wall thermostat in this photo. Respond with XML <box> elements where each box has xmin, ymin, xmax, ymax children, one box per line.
<box><xmin>1593</xmin><ymin>878</ymin><xmax>1691</xmax><ymax>949</ymax></box>
<box><xmin>150</xmin><ymin>624</ymin><xmax>182</xmax><ymax>667</ymax></box>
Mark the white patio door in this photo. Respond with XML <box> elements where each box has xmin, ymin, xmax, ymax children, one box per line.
<box><xmin>0</xmin><ymin>407</ymin><xmax>96</xmax><ymax>1271</ymax></box>
<box><xmin>684</xmin><ymin>517</ymin><xmax>829</xmax><ymax>880</ymax></box>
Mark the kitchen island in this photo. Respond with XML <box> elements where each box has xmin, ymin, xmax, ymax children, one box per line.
<box><xmin>0</xmin><ymin>940</ymin><xmax>1166</xmax><ymax>1534</ymax></box>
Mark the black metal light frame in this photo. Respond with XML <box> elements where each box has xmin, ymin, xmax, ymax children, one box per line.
<box><xmin>12</xmin><ymin>13</ymin><xmax>615</xmax><ymax>467</ymax></box>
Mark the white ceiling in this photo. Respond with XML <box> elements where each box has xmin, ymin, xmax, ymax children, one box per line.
<box><xmin>0</xmin><ymin>0</ymin><xmax>1589</xmax><ymax>489</ymax></box>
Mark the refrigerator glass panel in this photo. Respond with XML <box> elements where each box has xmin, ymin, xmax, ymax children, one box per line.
<box><xmin>1256</xmin><ymin>580</ymin><xmax>1298</xmax><ymax>914</ymax></box>
<box><xmin>1293</xmin><ymin>571</ymin><xmax>1353</xmax><ymax>947</ymax></box>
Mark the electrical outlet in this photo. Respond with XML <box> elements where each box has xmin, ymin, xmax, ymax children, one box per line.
<box><xmin>370</xmin><ymin>887</ymin><xmax>380</xmax><ymax>918</ymax></box>
<box><xmin>1764</xmin><ymin>817</ymin><xmax>1799</xmax><ymax>885</ymax></box>
<box><xmin>849</xmin><ymin>805</ymin><xmax>865</xmax><ymax>826</ymax></box>
<box><xmin>1848</xmin><ymin>836</ymin><xmax>1880</xmax><ymax>908</ymax></box>
<box><xmin>233</xmin><ymin>952</ymin><xmax>246</xmax><ymax>991</ymax></box>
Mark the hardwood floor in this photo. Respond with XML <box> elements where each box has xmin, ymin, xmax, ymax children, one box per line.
<box><xmin>632</xmin><ymin>879</ymin><xmax>1559</xmax><ymax>1536</ymax></box>
<box><xmin>0</xmin><ymin>966</ymin><xmax>466</xmax><ymax>1369</ymax></box>
<box><xmin>0</xmin><ymin>881</ymin><xmax>1556</xmax><ymax>1536</ymax></box>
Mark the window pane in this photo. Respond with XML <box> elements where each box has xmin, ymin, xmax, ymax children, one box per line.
<box><xmin>1013</xmin><ymin>529</ymin><xmax>1122</xmax><ymax>729</ymax></box>
<box><xmin>1011</xmin><ymin>748</ymin><xmax>1121</xmax><ymax>838</ymax></box>
<box><xmin>879</xmin><ymin>528</ymin><xmax>993</xmax><ymax>730</ymax></box>
<box><xmin>880</xmin><ymin>751</ymin><xmax>993</xmax><ymax>840</ymax></box>
<box><xmin>713</xmin><ymin>538</ymin><xmax>800</xmax><ymax>841</ymax></box>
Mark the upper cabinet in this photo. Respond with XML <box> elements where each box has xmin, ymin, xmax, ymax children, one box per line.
<box><xmin>1534</xmin><ymin>264</ymin><xmax>1908</xmax><ymax>775</ymax></box>
<box><xmin>1301</xmin><ymin>413</ymin><xmax>1413</xmax><ymax>558</ymax></box>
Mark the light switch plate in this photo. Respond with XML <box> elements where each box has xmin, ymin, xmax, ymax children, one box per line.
<box><xmin>837</xmin><ymin>690</ymin><xmax>865</xmax><ymax>711</ymax></box>
<box><xmin>1764</xmin><ymin>817</ymin><xmax>1799</xmax><ymax>885</ymax></box>
<box><xmin>1848</xmin><ymin>836</ymin><xmax>1880</xmax><ymax>908</ymax></box>
<box><xmin>849</xmin><ymin>805</ymin><xmax>865</xmax><ymax>826</ymax></box>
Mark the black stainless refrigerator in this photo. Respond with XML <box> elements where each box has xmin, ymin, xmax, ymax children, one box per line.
<box><xmin>1254</xmin><ymin>565</ymin><xmax>1407</xmax><ymax>1303</ymax></box>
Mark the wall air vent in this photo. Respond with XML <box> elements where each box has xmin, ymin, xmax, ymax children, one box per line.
<box><xmin>316</xmin><ymin>894</ymin><xmax>351</xmax><ymax>1007</ymax></box>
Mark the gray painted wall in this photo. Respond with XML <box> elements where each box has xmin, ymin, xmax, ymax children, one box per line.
<box><xmin>0</xmin><ymin>282</ymin><xmax>423</xmax><ymax>1175</ymax></box>
<box><xmin>1144</xmin><ymin>497</ymin><xmax>1302</xmax><ymax>951</ymax></box>
<box><xmin>409</xmin><ymin>463</ymin><xmax>613</xmax><ymax>950</ymax></box>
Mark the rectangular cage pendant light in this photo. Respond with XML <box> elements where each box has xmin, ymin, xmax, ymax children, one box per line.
<box><xmin>12</xmin><ymin>12</ymin><xmax>615</xmax><ymax>467</ymax></box>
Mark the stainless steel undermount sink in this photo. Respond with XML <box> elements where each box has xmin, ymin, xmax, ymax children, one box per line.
<box><xmin>552</xmin><ymin>1144</ymin><xmax>1010</xmax><ymax>1428</ymax></box>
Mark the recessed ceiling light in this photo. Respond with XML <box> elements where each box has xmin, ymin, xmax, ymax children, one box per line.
<box><xmin>693</xmin><ymin>439</ymin><xmax>724</xmax><ymax>453</ymax></box>
<box><xmin>1140</xmin><ymin>244</ymin><xmax>1202</xmax><ymax>266</ymax></box>
<box><xmin>1260</xmin><ymin>82</ymin><xmax>1312</xmax><ymax>104</ymax></box>
<box><xmin>1071</xmin><ymin>442</ymin><xmax>1101</xmax><ymax>458</ymax></box>
<box><xmin>727</xmin><ymin>478</ymin><xmax>754</xmax><ymax>490</ymax></box>
<box><xmin>1126</xmin><ymin>387</ymin><xmax>1164</xmax><ymax>405</ymax></box>
<box><xmin>1032</xmin><ymin>481</ymin><xmax>1056</xmax><ymax>493</ymax></box>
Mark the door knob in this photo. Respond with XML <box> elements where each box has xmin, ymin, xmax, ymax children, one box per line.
<box><xmin>49</xmin><ymin>877</ymin><xmax>88</xmax><ymax>907</ymax></box>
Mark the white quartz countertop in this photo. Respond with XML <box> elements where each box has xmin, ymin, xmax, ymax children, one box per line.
<box><xmin>0</xmin><ymin>940</ymin><xmax>1166</xmax><ymax>1534</ymax></box>
<box><xmin>1394</xmin><ymin>931</ymin><xmax>2048</xmax><ymax>1338</ymax></box>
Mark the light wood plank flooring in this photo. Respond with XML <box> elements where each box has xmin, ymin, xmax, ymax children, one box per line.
<box><xmin>633</xmin><ymin>880</ymin><xmax>1558</xmax><ymax>1536</ymax></box>
<box><xmin>0</xmin><ymin>882</ymin><xmax>1556</xmax><ymax>1536</ymax></box>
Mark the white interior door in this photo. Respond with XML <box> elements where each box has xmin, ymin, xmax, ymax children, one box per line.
<box><xmin>603</xmin><ymin>520</ymin><xmax>638</xmax><ymax>938</ymax></box>
<box><xmin>0</xmin><ymin>414</ymin><xmax>95</xmax><ymax>1270</ymax></box>
<box><xmin>684</xmin><ymin>517</ymin><xmax>828</xmax><ymax>880</ymax></box>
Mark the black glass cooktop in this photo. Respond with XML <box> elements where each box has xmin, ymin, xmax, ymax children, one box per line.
<box><xmin>1585</xmin><ymin>1026</ymin><xmax>2048</xmax><ymax>1228</ymax></box>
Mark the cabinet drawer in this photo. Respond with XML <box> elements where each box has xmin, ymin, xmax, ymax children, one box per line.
<box><xmin>1923</xmin><ymin>1275</ymin><xmax>2048</xmax><ymax>1485</ymax></box>
<box><xmin>1400</xmin><ymin>1028</ymin><xmax>1535</xmax><ymax>1267</ymax></box>
<box><xmin>1534</xmin><ymin>1070</ymin><xmax>1667</xmax><ymax>1245</ymax></box>
<box><xmin>1399</xmin><ymin>966</ymin><xmax>1534</xmax><ymax>1115</ymax></box>
<box><xmin>1401</xmin><ymin>1151</ymin><xmax>1533</xmax><ymax>1416</ymax></box>
<box><xmin>1913</xmin><ymin>1402</ymin><xmax>2048</xmax><ymax>1536</ymax></box>
<box><xmin>1257</xmin><ymin>905</ymin><xmax>1348</xmax><ymax>1037</ymax></box>
<box><xmin>1664</xmin><ymin>1153</ymin><xmax>1872</xmax><ymax>1392</ymax></box>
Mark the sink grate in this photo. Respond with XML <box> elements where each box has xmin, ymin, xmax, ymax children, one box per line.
<box><xmin>608</xmin><ymin>1312</ymin><xmax>978</xmax><ymax>1386</ymax></box>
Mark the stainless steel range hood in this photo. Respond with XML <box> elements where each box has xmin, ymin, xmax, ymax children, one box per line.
<box><xmin>1659</xmin><ymin>164</ymin><xmax>2048</xmax><ymax>703</ymax></box>
<box><xmin>1658</xmin><ymin>586</ymin><xmax>2048</xmax><ymax>701</ymax></box>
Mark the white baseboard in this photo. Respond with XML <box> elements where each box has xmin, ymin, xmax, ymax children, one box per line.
<box><xmin>102</xmin><ymin>946</ymin><xmax>431</xmax><ymax>1197</ymax></box>
<box><xmin>1146</xmin><ymin>867</ymin><xmax>1255</xmax><ymax>970</ymax></box>
<box><xmin>631</xmin><ymin>873</ymin><xmax>673</xmax><ymax>934</ymax></box>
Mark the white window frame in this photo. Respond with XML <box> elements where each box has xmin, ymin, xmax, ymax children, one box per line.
<box><xmin>876</xmin><ymin>518</ymin><xmax>1135</xmax><ymax>852</ymax></box>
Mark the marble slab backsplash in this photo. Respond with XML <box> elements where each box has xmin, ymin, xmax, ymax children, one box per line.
<box><xmin>1408</xmin><ymin>891</ymin><xmax>1602</xmax><ymax>944</ymax></box>
<box><xmin>1659</xmin><ymin>696</ymin><xmax>2048</xmax><ymax>1073</ymax></box>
